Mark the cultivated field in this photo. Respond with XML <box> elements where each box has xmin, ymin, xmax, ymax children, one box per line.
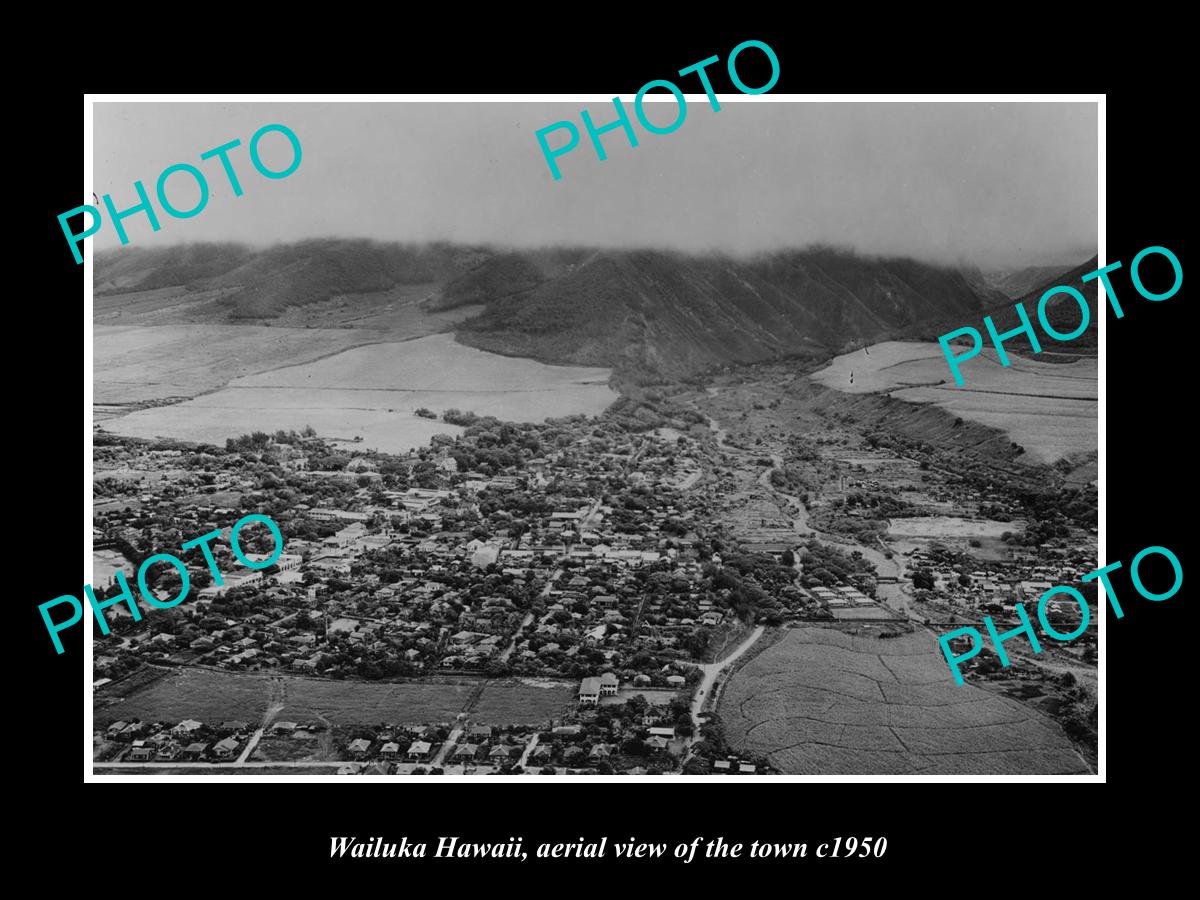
<box><xmin>101</xmin><ymin>333</ymin><xmax>618</xmax><ymax>454</ymax></box>
<box><xmin>810</xmin><ymin>341</ymin><xmax>1097</xmax><ymax>463</ymax></box>
<box><xmin>720</xmin><ymin>626</ymin><xmax>1089</xmax><ymax>774</ymax></box>
<box><xmin>94</xmin><ymin>324</ymin><xmax>380</xmax><ymax>405</ymax></box>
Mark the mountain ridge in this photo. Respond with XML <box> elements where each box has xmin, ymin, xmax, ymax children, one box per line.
<box><xmin>95</xmin><ymin>240</ymin><xmax>1088</xmax><ymax>379</ymax></box>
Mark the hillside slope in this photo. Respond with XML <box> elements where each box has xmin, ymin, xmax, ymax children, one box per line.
<box><xmin>457</xmin><ymin>247</ymin><xmax>1005</xmax><ymax>378</ymax></box>
<box><xmin>96</xmin><ymin>240</ymin><xmax>1008</xmax><ymax>378</ymax></box>
<box><xmin>977</xmin><ymin>256</ymin><xmax>1100</xmax><ymax>357</ymax></box>
<box><xmin>982</xmin><ymin>263</ymin><xmax>1085</xmax><ymax>299</ymax></box>
<box><xmin>95</xmin><ymin>240</ymin><xmax>490</xmax><ymax>318</ymax></box>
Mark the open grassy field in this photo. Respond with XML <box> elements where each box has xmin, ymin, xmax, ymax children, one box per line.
<box><xmin>720</xmin><ymin>626</ymin><xmax>1090</xmax><ymax>774</ymax></box>
<box><xmin>250</xmin><ymin>733</ymin><xmax>334</xmax><ymax>762</ymax></box>
<box><xmin>95</xmin><ymin>669</ymin><xmax>576</xmax><ymax>730</ymax></box>
<box><xmin>96</xmin><ymin>669</ymin><xmax>477</xmax><ymax>727</ymax></box>
<box><xmin>101</xmin><ymin>333</ymin><xmax>618</xmax><ymax>454</ymax></box>
<box><xmin>810</xmin><ymin>341</ymin><xmax>1097</xmax><ymax>463</ymax></box>
<box><xmin>96</xmin><ymin>667</ymin><xmax>268</xmax><ymax>724</ymax></box>
<box><xmin>468</xmin><ymin>679</ymin><xmax>576</xmax><ymax>725</ymax></box>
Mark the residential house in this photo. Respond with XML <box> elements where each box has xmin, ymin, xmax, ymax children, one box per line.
<box><xmin>407</xmin><ymin>741</ymin><xmax>433</xmax><ymax>760</ymax></box>
<box><xmin>128</xmin><ymin>740</ymin><xmax>155</xmax><ymax>762</ymax></box>
<box><xmin>213</xmin><ymin>737</ymin><xmax>240</xmax><ymax>759</ymax></box>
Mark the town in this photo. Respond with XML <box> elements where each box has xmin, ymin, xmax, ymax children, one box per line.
<box><xmin>93</xmin><ymin>366</ymin><xmax>1098</xmax><ymax>774</ymax></box>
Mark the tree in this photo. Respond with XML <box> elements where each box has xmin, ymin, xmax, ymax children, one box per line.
<box><xmin>912</xmin><ymin>569</ymin><xmax>935</xmax><ymax>590</ymax></box>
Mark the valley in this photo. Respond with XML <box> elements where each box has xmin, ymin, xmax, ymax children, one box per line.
<box><xmin>91</xmin><ymin>239</ymin><xmax>1097</xmax><ymax>776</ymax></box>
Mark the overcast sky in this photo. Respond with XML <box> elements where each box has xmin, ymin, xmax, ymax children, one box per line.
<box><xmin>92</xmin><ymin>100</ymin><xmax>1097</xmax><ymax>269</ymax></box>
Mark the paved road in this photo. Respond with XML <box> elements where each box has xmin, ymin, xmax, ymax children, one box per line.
<box><xmin>431</xmin><ymin>722</ymin><xmax>464</xmax><ymax>768</ymax></box>
<box><xmin>515</xmin><ymin>733</ymin><xmax>539</xmax><ymax>769</ymax></box>
<box><xmin>236</xmin><ymin>728</ymin><xmax>264</xmax><ymax>764</ymax></box>
<box><xmin>687</xmin><ymin>625</ymin><xmax>765</xmax><ymax>749</ymax></box>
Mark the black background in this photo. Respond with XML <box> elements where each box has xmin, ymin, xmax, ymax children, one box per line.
<box><xmin>19</xmin><ymin>20</ymin><xmax>1190</xmax><ymax>886</ymax></box>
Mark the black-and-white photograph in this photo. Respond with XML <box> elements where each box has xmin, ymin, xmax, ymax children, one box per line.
<box><xmin>88</xmin><ymin>98</ymin><xmax>1099</xmax><ymax>778</ymax></box>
